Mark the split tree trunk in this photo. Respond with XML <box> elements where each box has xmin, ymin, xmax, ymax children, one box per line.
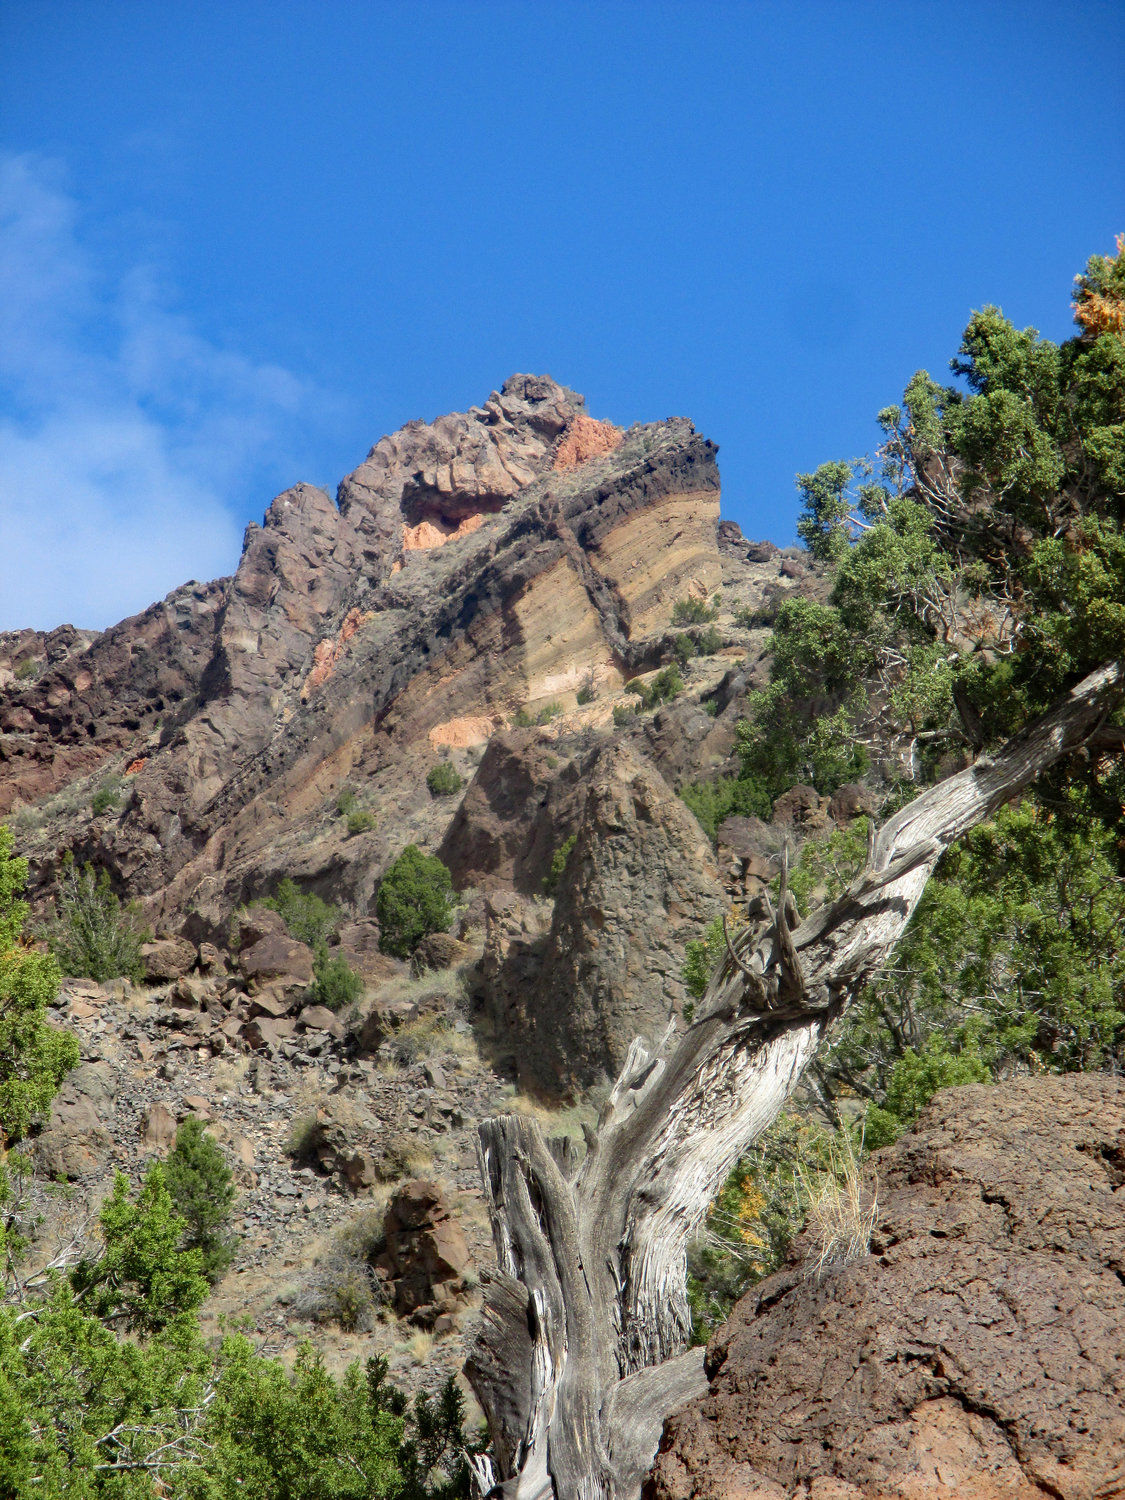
<box><xmin>465</xmin><ymin>660</ymin><xmax>1125</xmax><ymax>1499</ymax></box>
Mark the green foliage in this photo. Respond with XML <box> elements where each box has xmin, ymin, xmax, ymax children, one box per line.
<box><xmin>71</xmin><ymin>1167</ymin><xmax>210</xmax><ymax>1335</ymax></box>
<box><xmin>0</xmin><ymin>1159</ymin><xmax>484</xmax><ymax>1498</ymax></box>
<box><xmin>1073</xmin><ymin>234</ymin><xmax>1125</xmax><ymax>337</ymax></box>
<box><xmin>260</xmin><ymin>884</ymin><xmax>361</xmax><ymax>1009</ymax></box>
<box><xmin>310</xmin><ymin>945</ymin><xmax>364</xmax><ymax>1011</ymax></box>
<box><xmin>0</xmin><ymin>826</ymin><xmax>77</xmax><ymax>1145</ymax></box>
<box><xmin>0</xmin><ymin>1052</ymin><xmax>484</xmax><ymax>1500</ymax></box>
<box><xmin>671</xmin><ymin>596</ymin><xmax>718</xmax><ymax>625</ymax></box>
<box><xmin>14</xmin><ymin>657</ymin><xmax>38</xmax><ymax>680</ymax></box>
<box><xmin>784</xmin><ymin>818</ymin><xmax>870</xmax><ymax>916</ymax></box>
<box><xmin>336</xmin><ymin>787</ymin><xmax>358</xmax><ymax>816</ymax></box>
<box><xmin>262</xmin><ymin>877</ymin><xmax>342</xmax><ymax>948</ymax></box>
<box><xmin>426</xmin><ymin>761</ymin><xmax>464</xmax><ymax>797</ymax></box>
<box><xmin>191</xmin><ymin>1344</ymin><xmax>405</xmax><ymax>1499</ymax></box>
<box><xmin>91</xmin><ymin>780</ymin><xmax>122</xmax><ymax>818</ymax></box>
<box><xmin>513</xmin><ymin>702</ymin><xmax>563</xmax><ymax>728</ymax></box>
<box><xmin>543</xmin><ymin>833</ymin><xmax>577</xmax><ymax>896</ymax></box>
<box><xmin>49</xmin><ymin>857</ymin><xmax>149</xmax><ymax>983</ymax></box>
<box><xmin>728</xmin><ymin>591</ymin><xmax>873</xmax><ymax>805</ymax></box>
<box><xmin>391</xmin><ymin>1367</ymin><xmax>491</xmax><ymax>1500</ymax></box>
<box><xmin>0</xmin><ymin>1281</ymin><xmax>216</xmax><ymax>1498</ymax></box>
<box><xmin>347</xmin><ymin>809</ymin><xmax>376</xmax><ymax>836</ymax></box>
<box><xmin>376</xmin><ymin>846</ymin><xmax>454</xmax><ymax>958</ymax></box>
<box><xmin>687</xmin><ymin>1114</ymin><xmax>838</xmax><ymax>1338</ymax></box>
<box><xmin>774</xmin><ymin>251</ymin><xmax>1125</xmax><ymax>804</ymax></box>
<box><xmin>733</xmin><ymin>601</ymin><xmax>768</xmax><ymax>629</ymax></box>
<box><xmin>682</xmin><ymin>913</ymin><xmax>726</xmax><ymax>1002</ymax></box>
<box><xmin>611</xmin><ymin>702</ymin><xmax>635</xmax><ymax>727</ymax></box>
<box><xmin>816</xmin><ymin>796</ymin><xmax>1125</xmax><ymax>1137</ymax></box>
<box><xmin>677</xmin><ymin>774</ymin><xmax>770</xmax><ymax>839</ymax></box>
<box><xmin>165</xmin><ymin>1117</ymin><xmax>237</xmax><ymax>1285</ymax></box>
<box><xmin>626</xmin><ymin>665</ymin><xmax>683</xmax><ymax>711</ymax></box>
<box><xmin>576</xmin><ymin>676</ymin><xmax>596</xmax><ymax>705</ymax></box>
<box><xmin>795</xmin><ymin>459</ymin><xmax>856</xmax><ymax>560</ymax></box>
<box><xmin>736</xmin><ymin>686</ymin><xmax>868</xmax><ymax>801</ymax></box>
<box><xmin>862</xmin><ymin>1036</ymin><xmax>992</xmax><ymax>1149</ymax></box>
<box><xmin>674</xmin><ymin>625</ymin><xmax>723</xmax><ymax>660</ymax></box>
<box><xmin>695</xmin><ymin>247</ymin><xmax>1125</xmax><ymax>1342</ymax></box>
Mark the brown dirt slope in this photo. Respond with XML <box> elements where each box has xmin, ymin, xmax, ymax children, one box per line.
<box><xmin>647</xmin><ymin>1074</ymin><xmax>1125</xmax><ymax>1500</ymax></box>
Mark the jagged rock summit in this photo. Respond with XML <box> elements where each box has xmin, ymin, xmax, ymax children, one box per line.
<box><xmin>1</xmin><ymin>376</ymin><xmax>726</xmax><ymax>930</ymax></box>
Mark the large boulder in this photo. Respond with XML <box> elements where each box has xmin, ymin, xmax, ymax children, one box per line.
<box><xmin>484</xmin><ymin>739</ymin><xmax>724</xmax><ymax>1098</ymax></box>
<box><xmin>238</xmin><ymin>932</ymin><xmax>314</xmax><ymax>995</ymax></box>
<box><xmin>646</xmin><ymin>1075</ymin><xmax>1125</xmax><ymax>1500</ymax></box>
<box><xmin>31</xmin><ymin>1062</ymin><xmax>117</xmax><ymax>1178</ymax></box>
<box><xmin>375</xmin><ymin>1179</ymin><xmax>469</xmax><ymax>1325</ymax></box>
<box><xmin>335</xmin><ymin>919</ymin><xmax>401</xmax><ymax>983</ymax></box>
<box><xmin>140</xmin><ymin>935</ymin><xmax>197</xmax><ymax>982</ymax></box>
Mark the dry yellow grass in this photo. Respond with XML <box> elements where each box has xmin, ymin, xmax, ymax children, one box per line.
<box><xmin>797</xmin><ymin>1130</ymin><xmax>878</xmax><ymax>1278</ymax></box>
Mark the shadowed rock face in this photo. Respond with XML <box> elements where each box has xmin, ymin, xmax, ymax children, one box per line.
<box><xmin>0</xmin><ymin>376</ymin><xmax>722</xmax><ymax>928</ymax></box>
<box><xmin>438</xmin><ymin>727</ymin><xmax>586</xmax><ymax>896</ymax></box>
<box><xmin>646</xmin><ymin>1074</ymin><xmax>1125</xmax><ymax>1500</ymax></box>
<box><xmin>478</xmin><ymin>737</ymin><xmax>725</xmax><ymax>1098</ymax></box>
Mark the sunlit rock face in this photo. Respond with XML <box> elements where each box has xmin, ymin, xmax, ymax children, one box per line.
<box><xmin>0</xmin><ymin>375</ymin><xmax>725</xmax><ymax>931</ymax></box>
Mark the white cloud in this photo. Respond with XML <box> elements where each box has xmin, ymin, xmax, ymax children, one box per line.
<box><xmin>0</xmin><ymin>154</ymin><xmax>324</xmax><ymax>631</ymax></box>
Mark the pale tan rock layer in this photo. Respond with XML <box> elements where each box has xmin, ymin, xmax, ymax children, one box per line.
<box><xmin>591</xmin><ymin>489</ymin><xmax>722</xmax><ymax>637</ymax></box>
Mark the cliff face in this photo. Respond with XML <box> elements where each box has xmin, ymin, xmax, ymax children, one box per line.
<box><xmin>0</xmin><ymin>376</ymin><xmax>725</xmax><ymax>929</ymax></box>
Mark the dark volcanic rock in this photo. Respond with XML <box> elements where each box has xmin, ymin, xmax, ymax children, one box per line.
<box><xmin>239</xmin><ymin>933</ymin><xmax>314</xmax><ymax>990</ymax></box>
<box><xmin>484</xmin><ymin>739</ymin><xmax>724</xmax><ymax>1098</ymax></box>
<box><xmin>0</xmin><ymin>580</ymin><xmax>228</xmax><ymax>815</ymax></box>
<box><xmin>32</xmin><ymin>1062</ymin><xmax>118</xmax><ymax>1179</ymax></box>
<box><xmin>141</xmin><ymin>935</ymin><xmax>197</xmax><ymax>982</ymax></box>
<box><xmin>439</xmin><ymin>729</ymin><xmax>584</xmax><ymax>894</ymax></box>
<box><xmin>376</xmin><ymin>1179</ymin><xmax>469</xmax><ymax>1325</ymax></box>
<box><xmin>646</xmin><ymin>1075</ymin><xmax>1125</xmax><ymax>1500</ymax></box>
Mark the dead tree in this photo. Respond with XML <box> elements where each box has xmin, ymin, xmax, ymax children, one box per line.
<box><xmin>465</xmin><ymin>660</ymin><xmax>1125</xmax><ymax>1499</ymax></box>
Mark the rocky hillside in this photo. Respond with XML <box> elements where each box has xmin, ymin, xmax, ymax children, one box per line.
<box><xmin>7</xmin><ymin>362</ymin><xmax>1124</xmax><ymax>1481</ymax></box>
<box><xmin>3</xmin><ymin>375</ymin><xmax>836</xmax><ymax>1390</ymax></box>
<box><xmin>1</xmin><ymin>375</ymin><xmax>747</xmax><ymax>926</ymax></box>
<box><xmin>1</xmin><ymin>375</ymin><xmax>837</xmax><ymax>1091</ymax></box>
<box><xmin>647</xmin><ymin>1074</ymin><xmax>1125</xmax><ymax>1500</ymax></box>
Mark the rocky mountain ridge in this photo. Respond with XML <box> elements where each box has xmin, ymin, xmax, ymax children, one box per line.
<box><xmin>2</xmin><ymin>374</ymin><xmax>834</xmax><ymax>1407</ymax></box>
<box><xmin>1</xmin><ymin>375</ymin><xmax>772</xmax><ymax>932</ymax></box>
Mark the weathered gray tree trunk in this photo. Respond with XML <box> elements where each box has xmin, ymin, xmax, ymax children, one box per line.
<box><xmin>465</xmin><ymin>660</ymin><xmax>1125</xmax><ymax>1499</ymax></box>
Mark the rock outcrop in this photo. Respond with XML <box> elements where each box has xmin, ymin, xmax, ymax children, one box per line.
<box><xmin>374</xmin><ymin>1179</ymin><xmax>470</xmax><ymax>1329</ymax></box>
<box><xmin>646</xmin><ymin>1075</ymin><xmax>1125</xmax><ymax>1500</ymax></box>
<box><xmin>438</xmin><ymin>728</ymin><xmax>585</xmax><ymax>895</ymax></box>
<box><xmin>479</xmin><ymin>738</ymin><xmax>725</xmax><ymax>1097</ymax></box>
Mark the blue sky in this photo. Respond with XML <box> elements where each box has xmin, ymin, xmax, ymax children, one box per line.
<box><xmin>1</xmin><ymin>1</ymin><xmax>1122</xmax><ymax>631</ymax></box>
